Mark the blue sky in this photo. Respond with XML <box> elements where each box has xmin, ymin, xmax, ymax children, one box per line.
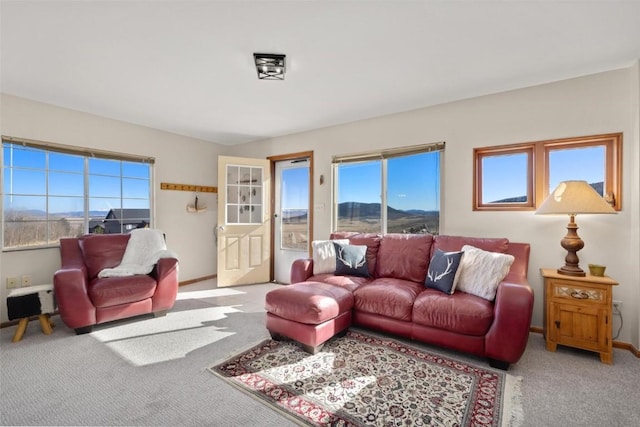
<box><xmin>281</xmin><ymin>166</ymin><xmax>309</xmax><ymax>209</ymax></box>
<box><xmin>3</xmin><ymin>144</ymin><xmax>150</xmax><ymax>215</ymax></box>
<box><xmin>482</xmin><ymin>146</ymin><xmax>605</xmax><ymax>202</ymax></box>
<box><xmin>337</xmin><ymin>152</ymin><xmax>440</xmax><ymax>211</ymax></box>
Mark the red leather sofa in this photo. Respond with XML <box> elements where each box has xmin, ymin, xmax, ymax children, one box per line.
<box><xmin>53</xmin><ymin>233</ymin><xmax>179</xmax><ymax>334</ymax></box>
<box><xmin>286</xmin><ymin>232</ymin><xmax>534</xmax><ymax>370</ymax></box>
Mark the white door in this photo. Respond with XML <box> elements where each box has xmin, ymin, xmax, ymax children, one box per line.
<box><xmin>217</xmin><ymin>156</ymin><xmax>271</xmax><ymax>287</ymax></box>
<box><xmin>274</xmin><ymin>159</ymin><xmax>310</xmax><ymax>284</ymax></box>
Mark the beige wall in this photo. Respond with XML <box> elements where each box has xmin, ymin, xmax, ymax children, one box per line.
<box><xmin>2</xmin><ymin>66</ymin><xmax>639</xmax><ymax>348</ymax></box>
<box><xmin>0</xmin><ymin>94</ymin><xmax>226</xmax><ymax>323</ymax></box>
<box><xmin>632</xmin><ymin>60</ymin><xmax>640</xmax><ymax>347</ymax></box>
<box><xmin>227</xmin><ymin>66</ymin><xmax>640</xmax><ymax>347</ymax></box>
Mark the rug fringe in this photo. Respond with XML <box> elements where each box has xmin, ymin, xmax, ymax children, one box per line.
<box><xmin>502</xmin><ymin>374</ymin><xmax>524</xmax><ymax>427</ymax></box>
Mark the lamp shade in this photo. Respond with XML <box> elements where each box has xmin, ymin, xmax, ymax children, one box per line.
<box><xmin>535</xmin><ymin>180</ymin><xmax>616</xmax><ymax>215</ymax></box>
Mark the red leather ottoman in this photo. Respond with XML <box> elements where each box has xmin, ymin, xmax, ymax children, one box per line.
<box><xmin>265</xmin><ymin>281</ymin><xmax>354</xmax><ymax>354</ymax></box>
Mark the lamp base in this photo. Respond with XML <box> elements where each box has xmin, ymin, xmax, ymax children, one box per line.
<box><xmin>557</xmin><ymin>266</ymin><xmax>586</xmax><ymax>277</ymax></box>
<box><xmin>558</xmin><ymin>214</ymin><xmax>586</xmax><ymax>277</ymax></box>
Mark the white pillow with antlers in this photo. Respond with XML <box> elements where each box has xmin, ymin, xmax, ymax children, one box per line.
<box><xmin>312</xmin><ymin>239</ymin><xmax>349</xmax><ymax>275</ymax></box>
<box><xmin>456</xmin><ymin>245</ymin><xmax>515</xmax><ymax>301</ymax></box>
<box><xmin>425</xmin><ymin>249</ymin><xmax>465</xmax><ymax>294</ymax></box>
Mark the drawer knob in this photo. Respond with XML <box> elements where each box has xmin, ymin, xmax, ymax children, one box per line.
<box><xmin>570</xmin><ymin>291</ymin><xmax>589</xmax><ymax>299</ymax></box>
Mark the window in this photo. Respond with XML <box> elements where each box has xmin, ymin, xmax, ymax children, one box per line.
<box><xmin>2</xmin><ymin>137</ymin><xmax>154</xmax><ymax>250</ymax></box>
<box><xmin>225</xmin><ymin>165</ymin><xmax>263</xmax><ymax>224</ymax></box>
<box><xmin>474</xmin><ymin>133</ymin><xmax>622</xmax><ymax>211</ymax></box>
<box><xmin>474</xmin><ymin>145</ymin><xmax>534</xmax><ymax>209</ymax></box>
<box><xmin>333</xmin><ymin>143</ymin><xmax>443</xmax><ymax>235</ymax></box>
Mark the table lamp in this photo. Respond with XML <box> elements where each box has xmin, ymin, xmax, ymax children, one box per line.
<box><xmin>535</xmin><ymin>180</ymin><xmax>616</xmax><ymax>277</ymax></box>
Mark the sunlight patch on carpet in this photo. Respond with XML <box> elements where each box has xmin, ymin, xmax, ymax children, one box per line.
<box><xmin>91</xmin><ymin>306</ymin><xmax>240</xmax><ymax>366</ymax></box>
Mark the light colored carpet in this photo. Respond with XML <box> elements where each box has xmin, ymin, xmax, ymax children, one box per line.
<box><xmin>1</xmin><ymin>280</ymin><xmax>639</xmax><ymax>426</ymax></box>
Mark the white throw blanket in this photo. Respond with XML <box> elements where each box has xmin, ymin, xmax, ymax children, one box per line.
<box><xmin>98</xmin><ymin>229</ymin><xmax>178</xmax><ymax>278</ymax></box>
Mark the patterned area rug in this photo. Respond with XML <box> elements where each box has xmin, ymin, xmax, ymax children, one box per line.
<box><xmin>209</xmin><ymin>331</ymin><xmax>523</xmax><ymax>426</ymax></box>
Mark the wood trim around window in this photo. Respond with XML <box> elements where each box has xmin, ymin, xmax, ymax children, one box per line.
<box><xmin>474</xmin><ymin>133</ymin><xmax>622</xmax><ymax>212</ymax></box>
<box><xmin>540</xmin><ymin>133</ymin><xmax>622</xmax><ymax>211</ymax></box>
<box><xmin>473</xmin><ymin>143</ymin><xmax>535</xmax><ymax>211</ymax></box>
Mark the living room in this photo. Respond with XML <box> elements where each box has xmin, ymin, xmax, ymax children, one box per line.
<box><xmin>1</xmin><ymin>1</ymin><xmax>639</xmax><ymax>426</ymax></box>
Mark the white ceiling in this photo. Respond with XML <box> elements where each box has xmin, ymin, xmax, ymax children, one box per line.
<box><xmin>2</xmin><ymin>1</ymin><xmax>640</xmax><ymax>145</ymax></box>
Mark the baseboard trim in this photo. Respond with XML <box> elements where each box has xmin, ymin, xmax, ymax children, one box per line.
<box><xmin>179</xmin><ymin>274</ymin><xmax>217</xmax><ymax>287</ymax></box>
<box><xmin>529</xmin><ymin>326</ymin><xmax>639</xmax><ymax>358</ymax></box>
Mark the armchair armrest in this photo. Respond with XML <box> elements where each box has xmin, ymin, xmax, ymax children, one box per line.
<box><xmin>151</xmin><ymin>257</ymin><xmax>179</xmax><ymax>312</ymax></box>
<box><xmin>291</xmin><ymin>258</ymin><xmax>314</xmax><ymax>284</ymax></box>
<box><xmin>484</xmin><ymin>280</ymin><xmax>534</xmax><ymax>364</ymax></box>
<box><xmin>53</xmin><ymin>268</ymin><xmax>96</xmax><ymax>329</ymax></box>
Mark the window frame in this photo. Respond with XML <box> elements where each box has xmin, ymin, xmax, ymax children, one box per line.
<box><xmin>473</xmin><ymin>133</ymin><xmax>622</xmax><ymax>211</ymax></box>
<box><xmin>2</xmin><ymin>136</ymin><xmax>155</xmax><ymax>251</ymax></box>
<box><xmin>332</xmin><ymin>142</ymin><xmax>444</xmax><ymax>234</ymax></box>
<box><xmin>473</xmin><ymin>144</ymin><xmax>535</xmax><ymax>210</ymax></box>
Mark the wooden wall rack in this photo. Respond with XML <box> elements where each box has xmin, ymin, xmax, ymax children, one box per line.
<box><xmin>160</xmin><ymin>182</ymin><xmax>217</xmax><ymax>193</ymax></box>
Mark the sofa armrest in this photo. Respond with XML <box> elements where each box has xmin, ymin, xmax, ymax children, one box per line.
<box><xmin>59</xmin><ymin>237</ymin><xmax>87</xmax><ymax>270</ymax></box>
<box><xmin>484</xmin><ymin>280</ymin><xmax>534</xmax><ymax>364</ymax></box>
<box><xmin>151</xmin><ymin>257</ymin><xmax>179</xmax><ymax>312</ymax></box>
<box><xmin>53</xmin><ymin>268</ymin><xmax>96</xmax><ymax>329</ymax></box>
<box><xmin>291</xmin><ymin>258</ymin><xmax>314</xmax><ymax>284</ymax></box>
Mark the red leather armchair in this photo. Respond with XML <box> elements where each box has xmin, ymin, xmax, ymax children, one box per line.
<box><xmin>53</xmin><ymin>233</ymin><xmax>179</xmax><ymax>334</ymax></box>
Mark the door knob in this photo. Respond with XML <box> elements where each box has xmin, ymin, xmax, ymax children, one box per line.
<box><xmin>218</xmin><ymin>225</ymin><xmax>225</xmax><ymax>231</ymax></box>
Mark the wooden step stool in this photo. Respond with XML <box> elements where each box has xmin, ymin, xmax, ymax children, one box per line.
<box><xmin>7</xmin><ymin>284</ymin><xmax>56</xmax><ymax>342</ymax></box>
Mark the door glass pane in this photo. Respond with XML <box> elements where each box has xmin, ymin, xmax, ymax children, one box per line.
<box><xmin>336</xmin><ymin>161</ymin><xmax>382</xmax><ymax>233</ymax></box>
<box><xmin>387</xmin><ymin>151</ymin><xmax>440</xmax><ymax>234</ymax></box>
<box><xmin>549</xmin><ymin>146</ymin><xmax>605</xmax><ymax>195</ymax></box>
<box><xmin>481</xmin><ymin>152</ymin><xmax>529</xmax><ymax>204</ymax></box>
<box><xmin>280</xmin><ymin>167</ymin><xmax>309</xmax><ymax>250</ymax></box>
<box><xmin>226</xmin><ymin>165</ymin><xmax>263</xmax><ymax>224</ymax></box>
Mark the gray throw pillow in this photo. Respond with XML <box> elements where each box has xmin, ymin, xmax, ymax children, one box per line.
<box><xmin>333</xmin><ymin>242</ymin><xmax>370</xmax><ymax>277</ymax></box>
<box><xmin>425</xmin><ymin>249</ymin><xmax>464</xmax><ymax>294</ymax></box>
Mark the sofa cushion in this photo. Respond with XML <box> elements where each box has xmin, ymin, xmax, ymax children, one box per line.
<box><xmin>312</xmin><ymin>239</ymin><xmax>349</xmax><ymax>275</ymax></box>
<box><xmin>412</xmin><ymin>288</ymin><xmax>494</xmax><ymax>336</ymax></box>
<box><xmin>432</xmin><ymin>235</ymin><xmax>509</xmax><ymax>254</ymax></box>
<box><xmin>331</xmin><ymin>232</ymin><xmax>382</xmax><ymax>277</ymax></box>
<box><xmin>308</xmin><ymin>273</ymin><xmax>372</xmax><ymax>292</ymax></box>
<box><xmin>425</xmin><ymin>249</ymin><xmax>464</xmax><ymax>294</ymax></box>
<box><xmin>333</xmin><ymin>242</ymin><xmax>369</xmax><ymax>277</ymax></box>
<box><xmin>354</xmin><ymin>278</ymin><xmax>424</xmax><ymax>321</ymax></box>
<box><xmin>88</xmin><ymin>275</ymin><xmax>157</xmax><ymax>308</ymax></box>
<box><xmin>375</xmin><ymin>234</ymin><xmax>433</xmax><ymax>283</ymax></box>
<box><xmin>79</xmin><ymin>234</ymin><xmax>130</xmax><ymax>279</ymax></box>
<box><xmin>456</xmin><ymin>245</ymin><xmax>515</xmax><ymax>301</ymax></box>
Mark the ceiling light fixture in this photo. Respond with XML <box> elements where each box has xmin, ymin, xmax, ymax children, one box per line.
<box><xmin>253</xmin><ymin>53</ymin><xmax>286</xmax><ymax>80</ymax></box>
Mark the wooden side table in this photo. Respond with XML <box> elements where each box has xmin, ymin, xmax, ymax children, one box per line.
<box><xmin>541</xmin><ymin>268</ymin><xmax>618</xmax><ymax>364</ymax></box>
<box><xmin>6</xmin><ymin>284</ymin><xmax>56</xmax><ymax>342</ymax></box>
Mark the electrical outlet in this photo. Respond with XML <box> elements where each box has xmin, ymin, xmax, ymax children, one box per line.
<box><xmin>6</xmin><ymin>277</ymin><xmax>18</xmax><ymax>289</ymax></box>
<box><xmin>613</xmin><ymin>300</ymin><xmax>623</xmax><ymax>310</ymax></box>
<box><xmin>21</xmin><ymin>275</ymin><xmax>32</xmax><ymax>287</ymax></box>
